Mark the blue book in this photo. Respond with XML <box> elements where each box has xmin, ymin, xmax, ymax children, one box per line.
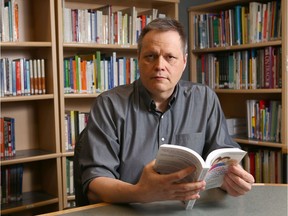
<box><xmin>0</xmin><ymin>59</ymin><xmax>4</xmax><ymax>97</ymax></box>
<box><xmin>234</xmin><ymin>5</ymin><xmax>242</xmax><ymax>45</ymax></box>
<box><xmin>10</xmin><ymin>117</ymin><xmax>15</xmax><ymax>155</ymax></box>
<box><xmin>11</xmin><ymin>60</ymin><xmax>16</xmax><ymax>96</ymax></box>
<box><xmin>109</xmin><ymin>56</ymin><xmax>114</xmax><ymax>89</ymax></box>
<box><xmin>25</xmin><ymin>60</ymin><xmax>30</xmax><ymax>95</ymax></box>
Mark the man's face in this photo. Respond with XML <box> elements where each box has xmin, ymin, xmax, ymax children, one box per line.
<box><xmin>138</xmin><ymin>30</ymin><xmax>187</xmax><ymax>100</ymax></box>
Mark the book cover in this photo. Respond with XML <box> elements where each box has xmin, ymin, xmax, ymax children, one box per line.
<box><xmin>234</xmin><ymin>5</ymin><xmax>242</xmax><ymax>45</ymax></box>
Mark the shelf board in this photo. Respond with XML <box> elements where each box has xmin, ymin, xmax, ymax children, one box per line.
<box><xmin>64</xmin><ymin>93</ymin><xmax>100</xmax><ymax>99</ymax></box>
<box><xmin>0</xmin><ymin>94</ymin><xmax>55</xmax><ymax>102</ymax></box>
<box><xmin>0</xmin><ymin>191</ymin><xmax>59</xmax><ymax>215</ymax></box>
<box><xmin>0</xmin><ymin>41</ymin><xmax>52</xmax><ymax>48</ymax></box>
<box><xmin>214</xmin><ymin>89</ymin><xmax>282</xmax><ymax>94</ymax></box>
<box><xmin>1</xmin><ymin>149</ymin><xmax>61</xmax><ymax>166</ymax></box>
<box><xmin>189</xmin><ymin>0</ymin><xmax>264</xmax><ymax>12</ymax></box>
<box><xmin>67</xmin><ymin>195</ymin><xmax>75</xmax><ymax>201</ymax></box>
<box><xmin>234</xmin><ymin>138</ymin><xmax>284</xmax><ymax>148</ymax></box>
<box><xmin>63</xmin><ymin>43</ymin><xmax>137</xmax><ymax>50</ymax></box>
<box><xmin>62</xmin><ymin>151</ymin><xmax>74</xmax><ymax>157</ymax></box>
<box><xmin>63</xmin><ymin>0</ymin><xmax>179</xmax><ymax>9</ymax></box>
<box><xmin>191</xmin><ymin>40</ymin><xmax>281</xmax><ymax>53</ymax></box>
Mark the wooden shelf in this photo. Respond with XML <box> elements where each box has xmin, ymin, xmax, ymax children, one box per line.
<box><xmin>1</xmin><ymin>94</ymin><xmax>55</xmax><ymax>102</ymax></box>
<box><xmin>1</xmin><ymin>150</ymin><xmax>61</xmax><ymax>166</ymax></box>
<box><xmin>64</xmin><ymin>93</ymin><xmax>100</xmax><ymax>99</ymax></box>
<box><xmin>63</xmin><ymin>43</ymin><xmax>138</xmax><ymax>50</ymax></box>
<box><xmin>0</xmin><ymin>191</ymin><xmax>59</xmax><ymax>215</ymax></box>
<box><xmin>57</xmin><ymin>0</ymin><xmax>179</xmax><ymax>209</ymax></box>
<box><xmin>62</xmin><ymin>151</ymin><xmax>74</xmax><ymax>157</ymax></box>
<box><xmin>188</xmin><ymin>0</ymin><xmax>287</xmax><ymax>183</ymax></box>
<box><xmin>233</xmin><ymin>137</ymin><xmax>284</xmax><ymax>148</ymax></box>
<box><xmin>214</xmin><ymin>89</ymin><xmax>282</xmax><ymax>94</ymax></box>
<box><xmin>0</xmin><ymin>0</ymin><xmax>62</xmax><ymax>214</ymax></box>
<box><xmin>191</xmin><ymin>40</ymin><xmax>281</xmax><ymax>53</ymax></box>
<box><xmin>0</xmin><ymin>41</ymin><xmax>52</xmax><ymax>48</ymax></box>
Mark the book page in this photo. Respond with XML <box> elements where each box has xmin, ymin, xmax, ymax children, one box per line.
<box><xmin>154</xmin><ymin>144</ymin><xmax>209</xmax><ymax>183</ymax></box>
<box><xmin>204</xmin><ymin>148</ymin><xmax>246</xmax><ymax>190</ymax></box>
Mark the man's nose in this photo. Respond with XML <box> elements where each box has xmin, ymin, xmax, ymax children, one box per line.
<box><xmin>155</xmin><ymin>56</ymin><xmax>166</xmax><ymax>69</ymax></box>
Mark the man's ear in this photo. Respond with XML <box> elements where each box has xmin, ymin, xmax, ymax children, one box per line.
<box><xmin>183</xmin><ymin>53</ymin><xmax>188</xmax><ymax>70</ymax></box>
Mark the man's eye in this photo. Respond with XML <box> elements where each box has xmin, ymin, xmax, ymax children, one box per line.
<box><xmin>145</xmin><ymin>55</ymin><xmax>155</xmax><ymax>61</ymax></box>
<box><xmin>166</xmin><ymin>56</ymin><xmax>176</xmax><ymax>62</ymax></box>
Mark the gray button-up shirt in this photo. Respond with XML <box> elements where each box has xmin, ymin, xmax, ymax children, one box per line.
<box><xmin>80</xmin><ymin>79</ymin><xmax>240</xmax><ymax>192</ymax></box>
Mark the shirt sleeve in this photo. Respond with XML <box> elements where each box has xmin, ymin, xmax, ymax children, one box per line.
<box><xmin>79</xmin><ymin>95</ymin><xmax>121</xmax><ymax>194</ymax></box>
<box><xmin>202</xmin><ymin>88</ymin><xmax>240</xmax><ymax>160</ymax></box>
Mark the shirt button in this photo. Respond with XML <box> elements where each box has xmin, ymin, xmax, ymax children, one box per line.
<box><xmin>161</xmin><ymin>115</ymin><xmax>164</xmax><ymax>118</ymax></box>
<box><xmin>161</xmin><ymin>137</ymin><xmax>165</xmax><ymax>141</ymax></box>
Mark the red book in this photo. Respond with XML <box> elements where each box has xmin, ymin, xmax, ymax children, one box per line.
<box><xmin>138</xmin><ymin>14</ymin><xmax>146</xmax><ymax>30</ymax></box>
<box><xmin>126</xmin><ymin>58</ymin><xmax>130</xmax><ymax>84</ymax></box>
<box><xmin>6</xmin><ymin>118</ymin><xmax>12</xmax><ymax>157</ymax></box>
<box><xmin>248</xmin><ymin>152</ymin><xmax>256</xmax><ymax>180</ymax></box>
<box><xmin>81</xmin><ymin>60</ymin><xmax>87</xmax><ymax>93</ymax></box>
<box><xmin>264</xmin><ymin>46</ymin><xmax>272</xmax><ymax>88</ymax></box>
<box><xmin>0</xmin><ymin>117</ymin><xmax>4</xmax><ymax>158</ymax></box>
<box><xmin>15</xmin><ymin>60</ymin><xmax>21</xmax><ymax>95</ymax></box>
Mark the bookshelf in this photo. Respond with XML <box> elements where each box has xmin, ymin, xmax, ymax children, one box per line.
<box><xmin>188</xmin><ymin>0</ymin><xmax>287</xmax><ymax>183</ymax></box>
<box><xmin>56</xmin><ymin>0</ymin><xmax>179</xmax><ymax>209</ymax></box>
<box><xmin>0</xmin><ymin>0</ymin><xmax>62</xmax><ymax>215</ymax></box>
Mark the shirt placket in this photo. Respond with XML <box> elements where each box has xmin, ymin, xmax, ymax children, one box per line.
<box><xmin>158</xmin><ymin>112</ymin><xmax>170</xmax><ymax>146</ymax></box>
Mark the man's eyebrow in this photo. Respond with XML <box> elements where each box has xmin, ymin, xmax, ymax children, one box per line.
<box><xmin>143</xmin><ymin>51</ymin><xmax>158</xmax><ymax>55</ymax></box>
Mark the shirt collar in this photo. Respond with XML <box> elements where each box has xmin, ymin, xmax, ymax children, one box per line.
<box><xmin>137</xmin><ymin>79</ymin><xmax>178</xmax><ymax>112</ymax></box>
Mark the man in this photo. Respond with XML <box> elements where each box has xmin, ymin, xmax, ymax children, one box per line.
<box><xmin>79</xmin><ymin>17</ymin><xmax>254</xmax><ymax>204</ymax></box>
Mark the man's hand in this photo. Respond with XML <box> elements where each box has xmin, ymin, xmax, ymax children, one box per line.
<box><xmin>134</xmin><ymin>160</ymin><xmax>206</xmax><ymax>203</ymax></box>
<box><xmin>221</xmin><ymin>164</ymin><xmax>255</xmax><ymax>196</ymax></box>
<box><xmin>88</xmin><ymin>160</ymin><xmax>206</xmax><ymax>204</ymax></box>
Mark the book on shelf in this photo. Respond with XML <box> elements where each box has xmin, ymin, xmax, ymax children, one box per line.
<box><xmin>193</xmin><ymin>0</ymin><xmax>282</xmax><ymax>49</ymax></box>
<box><xmin>64</xmin><ymin>110</ymin><xmax>89</xmax><ymax>151</ymax></box>
<box><xmin>226</xmin><ymin>118</ymin><xmax>247</xmax><ymax>136</ymax></box>
<box><xmin>66</xmin><ymin>157</ymin><xmax>74</xmax><ymax>195</ymax></box>
<box><xmin>1</xmin><ymin>0</ymin><xmax>19</xmax><ymax>42</ymax></box>
<box><xmin>0</xmin><ymin>58</ymin><xmax>46</xmax><ymax>97</ymax></box>
<box><xmin>63</xmin><ymin>52</ymin><xmax>139</xmax><ymax>94</ymax></box>
<box><xmin>196</xmin><ymin>46</ymin><xmax>282</xmax><ymax>90</ymax></box>
<box><xmin>154</xmin><ymin>144</ymin><xmax>246</xmax><ymax>210</ymax></box>
<box><xmin>1</xmin><ymin>164</ymin><xmax>23</xmax><ymax>204</ymax></box>
<box><xmin>90</xmin><ymin>5</ymin><xmax>113</xmax><ymax>44</ymax></box>
<box><xmin>234</xmin><ymin>5</ymin><xmax>242</xmax><ymax>45</ymax></box>
<box><xmin>1</xmin><ymin>117</ymin><xmax>15</xmax><ymax>158</ymax></box>
<box><xmin>246</xmin><ymin>99</ymin><xmax>281</xmax><ymax>142</ymax></box>
<box><xmin>117</xmin><ymin>7</ymin><xmax>133</xmax><ymax>45</ymax></box>
<box><xmin>243</xmin><ymin>148</ymin><xmax>282</xmax><ymax>183</ymax></box>
<box><xmin>137</xmin><ymin>8</ymin><xmax>158</xmax><ymax>26</ymax></box>
<box><xmin>62</xmin><ymin>5</ymin><xmax>166</xmax><ymax>45</ymax></box>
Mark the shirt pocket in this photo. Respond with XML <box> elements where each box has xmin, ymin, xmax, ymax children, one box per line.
<box><xmin>175</xmin><ymin>132</ymin><xmax>204</xmax><ymax>148</ymax></box>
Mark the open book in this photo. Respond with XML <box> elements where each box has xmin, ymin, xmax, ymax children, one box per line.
<box><xmin>154</xmin><ymin>144</ymin><xmax>246</xmax><ymax>210</ymax></box>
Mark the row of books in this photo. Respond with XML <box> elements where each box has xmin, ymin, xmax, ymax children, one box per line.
<box><xmin>63</xmin><ymin>5</ymin><xmax>163</xmax><ymax>44</ymax></box>
<box><xmin>1</xmin><ymin>164</ymin><xmax>23</xmax><ymax>204</ymax></box>
<box><xmin>0</xmin><ymin>58</ymin><xmax>46</xmax><ymax>97</ymax></box>
<box><xmin>196</xmin><ymin>46</ymin><xmax>282</xmax><ymax>89</ymax></box>
<box><xmin>226</xmin><ymin>118</ymin><xmax>247</xmax><ymax>136</ymax></box>
<box><xmin>65</xmin><ymin>110</ymin><xmax>89</xmax><ymax>151</ymax></box>
<box><xmin>66</xmin><ymin>157</ymin><xmax>74</xmax><ymax>195</ymax></box>
<box><xmin>243</xmin><ymin>149</ymin><xmax>282</xmax><ymax>183</ymax></box>
<box><xmin>246</xmin><ymin>100</ymin><xmax>281</xmax><ymax>142</ymax></box>
<box><xmin>193</xmin><ymin>0</ymin><xmax>281</xmax><ymax>49</ymax></box>
<box><xmin>63</xmin><ymin>52</ymin><xmax>139</xmax><ymax>94</ymax></box>
<box><xmin>0</xmin><ymin>0</ymin><xmax>19</xmax><ymax>42</ymax></box>
<box><xmin>0</xmin><ymin>117</ymin><xmax>15</xmax><ymax>159</ymax></box>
